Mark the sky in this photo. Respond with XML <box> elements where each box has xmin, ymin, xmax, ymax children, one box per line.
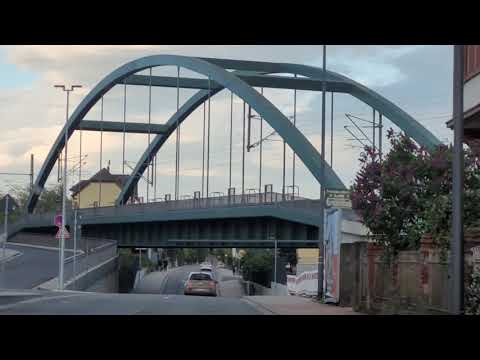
<box><xmin>0</xmin><ymin>45</ymin><xmax>454</xmax><ymax>201</ymax></box>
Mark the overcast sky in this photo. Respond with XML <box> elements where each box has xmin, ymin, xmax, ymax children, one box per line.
<box><xmin>0</xmin><ymin>45</ymin><xmax>453</xmax><ymax>200</ymax></box>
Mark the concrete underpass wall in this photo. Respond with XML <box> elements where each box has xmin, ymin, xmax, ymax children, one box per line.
<box><xmin>66</xmin><ymin>256</ymin><xmax>119</xmax><ymax>293</ymax></box>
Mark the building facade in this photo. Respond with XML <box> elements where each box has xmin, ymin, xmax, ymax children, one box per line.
<box><xmin>70</xmin><ymin>168</ymin><xmax>137</xmax><ymax>209</ymax></box>
<box><xmin>448</xmin><ymin>45</ymin><xmax>480</xmax><ymax>152</ymax></box>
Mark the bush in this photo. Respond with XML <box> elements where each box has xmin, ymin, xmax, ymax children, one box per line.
<box><xmin>466</xmin><ymin>270</ymin><xmax>480</xmax><ymax>315</ymax></box>
<box><xmin>351</xmin><ymin>129</ymin><xmax>480</xmax><ymax>261</ymax></box>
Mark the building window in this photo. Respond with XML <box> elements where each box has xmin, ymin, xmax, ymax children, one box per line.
<box><xmin>465</xmin><ymin>45</ymin><xmax>480</xmax><ymax>82</ymax></box>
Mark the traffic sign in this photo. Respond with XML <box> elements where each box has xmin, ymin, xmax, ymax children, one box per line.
<box><xmin>55</xmin><ymin>227</ymin><xmax>70</xmax><ymax>240</ymax></box>
<box><xmin>326</xmin><ymin>190</ymin><xmax>352</xmax><ymax>209</ymax></box>
<box><xmin>54</xmin><ymin>214</ymin><xmax>63</xmax><ymax>227</ymax></box>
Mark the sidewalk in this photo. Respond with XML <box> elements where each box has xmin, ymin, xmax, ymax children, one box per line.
<box><xmin>216</xmin><ymin>268</ymin><xmax>245</xmax><ymax>297</ymax></box>
<box><xmin>243</xmin><ymin>296</ymin><xmax>363</xmax><ymax>315</ymax></box>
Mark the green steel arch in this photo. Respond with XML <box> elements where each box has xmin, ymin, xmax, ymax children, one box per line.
<box><xmin>27</xmin><ymin>55</ymin><xmax>441</xmax><ymax>213</ymax></box>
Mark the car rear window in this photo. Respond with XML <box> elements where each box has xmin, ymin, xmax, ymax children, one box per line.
<box><xmin>190</xmin><ymin>273</ymin><xmax>212</xmax><ymax>281</ymax></box>
<box><xmin>201</xmin><ymin>268</ymin><xmax>212</xmax><ymax>272</ymax></box>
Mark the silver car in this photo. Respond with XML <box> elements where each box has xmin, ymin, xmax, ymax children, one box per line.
<box><xmin>184</xmin><ymin>272</ymin><xmax>218</xmax><ymax>297</ymax></box>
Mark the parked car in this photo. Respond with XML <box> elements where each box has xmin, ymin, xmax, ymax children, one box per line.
<box><xmin>184</xmin><ymin>272</ymin><xmax>218</xmax><ymax>297</ymax></box>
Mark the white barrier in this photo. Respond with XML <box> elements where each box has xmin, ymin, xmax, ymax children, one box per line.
<box><xmin>287</xmin><ymin>271</ymin><xmax>318</xmax><ymax>297</ymax></box>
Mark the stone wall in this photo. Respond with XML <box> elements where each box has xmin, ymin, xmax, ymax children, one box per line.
<box><xmin>346</xmin><ymin>232</ymin><xmax>480</xmax><ymax>314</ymax></box>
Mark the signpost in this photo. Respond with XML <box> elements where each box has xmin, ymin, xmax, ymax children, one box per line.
<box><xmin>326</xmin><ymin>190</ymin><xmax>352</xmax><ymax>209</ymax></box>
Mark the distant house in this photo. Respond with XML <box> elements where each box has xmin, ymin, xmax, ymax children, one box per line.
<box><xmin>70</xmin><ymin>167</ymin><xmax>138</xmax><ymax>209</ymax></box>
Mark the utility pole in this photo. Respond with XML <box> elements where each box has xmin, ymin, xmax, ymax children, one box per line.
<box><xmin>54</xmin><ymin>84</ymin><xmax>82</xmax><ymax>290</ymax></box>
<box><xmin>449</xmin><ymin>45</ymin><xmax>465</xmax><ymax>314</ymax></box>
<box><xmin>318</xmin><ymin>45</ymin><xmax>327</xmax><ymax>300</ymax></box>
<box><xmin>2</xmin><ymin>195</ymin><xmax>8</xmax><ymax>272</ymax></box>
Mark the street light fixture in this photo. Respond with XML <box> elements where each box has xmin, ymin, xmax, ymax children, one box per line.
<box><xmin>54</xmin><ymin>84</ymin><xmax>82</xmax><ymax>291</ymax></box>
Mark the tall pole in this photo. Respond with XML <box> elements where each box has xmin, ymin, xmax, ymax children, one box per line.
<box><xmin>73</xmin><ymin>208</ymin><xmax>77</xmax><ymax>290</ymax></box>
<box><xmin>330</xmin><ymin>93</ymin><xmax>334</xmax><ymax>166</ymax></box>
<box><xmin>30</xmin><ymin>154</ymin><xmax>34</xmax><ymax>197</ymax></box>
<box><xmin>2</xmin><ymin>195</ymin><xmax>8</xmax><ymax>271</ymax></box>
<box><xmin>379</xmin><ymin>113</ymin><xmax>383</xmax><ymax>160</ymax></box>
<box><xmin>450</xmin><ymin>45</ymin><xmax>465</xmax><ymax>314</ymax></box>
<box><xmin>372</xmin><ymin>109</ymin><xmax>376</xmax><ymax>150</ymax></box>
<box><xmin>60</xmin><ymin>89</ymin><xmax>69</xmax><ymax>291</ymax></box>
<box><xmin>54</xmin><ymin>84</ymin><xmax>81</xmax><ymax>291</ymax></box>
<box><xmin>318</xmin><ymin>45</ymin><xmax>327</xmax><ymax>300</ymax></box>
<box><xmin>274</xmin><ymin>239</ymin><xmax>277</xmax><ymax>288</ymax></box>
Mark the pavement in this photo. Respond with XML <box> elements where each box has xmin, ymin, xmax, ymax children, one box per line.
<box><xmin>243</xmin><ymin>296</ymin><xmax>362</xmax><ymax>315</ymax></box>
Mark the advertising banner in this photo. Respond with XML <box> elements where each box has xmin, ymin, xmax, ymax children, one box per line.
<box><xmin>324</xmin><ymin>208</ymin><xmax>342</xmax><ymax>303</ymax></box>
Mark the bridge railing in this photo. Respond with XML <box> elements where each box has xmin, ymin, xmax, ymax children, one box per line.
<box><xmin>14</xmin><ymin>192</ymin><xmax>323</xmax><ymax>228</ymax></box>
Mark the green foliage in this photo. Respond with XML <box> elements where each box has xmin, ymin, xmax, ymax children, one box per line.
<box><xmin>351</xmin><ymin>129</ymin><xmax>480</xmax><ymax>261</ymax></box>
<box><xmin>239</xmin><ymin>249</ymin><xmax>273</xmax><ymax>286</ymax></box>
<box><xmin>6</xmin><ymin>183</ymin><xmax>71</xmax><ymax>217</ymax></box>
<box><xmin>466</xmin><ymin>269</ymin><xmax>480</xmax><ymax>315</ymax></box>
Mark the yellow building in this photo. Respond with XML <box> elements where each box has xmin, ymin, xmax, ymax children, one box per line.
<box><xmin>296</xmin><ymin>248</ymin><xmax>319</xmax><ymax>265</ymax></box>
<box><xmin>70</xmin><ymin>167</ymin><xmax>137</xmax><ymax>209</ymax></box>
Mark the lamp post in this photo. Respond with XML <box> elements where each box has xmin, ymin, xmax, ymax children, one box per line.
<box><xmin>54</xmin><ymin>84</ymin><xmax>82</xmax><ymax>290</ymax></box>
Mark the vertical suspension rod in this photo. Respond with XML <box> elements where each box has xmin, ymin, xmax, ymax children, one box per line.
<box><xmin>99</xmin><ymin>96</ymin><xmax>104</xmax><ymax>206</ymax></box>
<box><xmin>229</xmin><ymin>91</ymin><xmax>233</xmax><ymax>190</ymax></box>
<box><xmin>206</xmin><ymin>77</ymin><xmax>211</xmax><ymax>199</ymax></box>
<box><xmin>175</xmin><ymin>66</ymin><xmax>180</xmax><ymax>200</ymax></box>
<box><xmin>122</xmin><ymin>79</ymin><xmax>126</xmax><ymax>176</ymax></box>
<box><xmin>202</xmin><ymin>101</ymin><xmax>206</xmax><ymax>198</ymax></box>
<box><xmin>242</xmin><ymin>101</ymin><xmax>245</xmax><ymax>199</ymax></box>
<box><xmin>293</xmin><ymin>76</ymin><xmax>297</xmax><ymax>198</ymax></box>
<box><xmin>259</xmin><ymin>88</ymin><xmax>263</xmax><ymax>195</ymax></box>
<box><xmin>330</xmin><ymin>92</ymin><xmax>334</xmax><ymax>166</ymax></box>
<box><xmin>146</xmin><ymin>67</ymin><xmax>152</xmax><ymax>203</ymax></box>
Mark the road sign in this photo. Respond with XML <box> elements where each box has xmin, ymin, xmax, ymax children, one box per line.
<box><xmin>56</xmin><ymin>227</ymin><xmax>70</xmax><ymax>240</ymax></box>
<box><xmin>54</xmin><ymin>214</ymin><xmax>63</xmax><ymax>227</ymax></box>
<box><xmin>326</xmin><ymin>190</ymin><xmax>352</xmax><ymax>209</ymax></box>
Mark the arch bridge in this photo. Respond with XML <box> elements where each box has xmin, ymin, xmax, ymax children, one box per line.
<box><xmin>10</xmin><ymin>55</ymin><xmax>440</xmax><ymax>248</ymax></box>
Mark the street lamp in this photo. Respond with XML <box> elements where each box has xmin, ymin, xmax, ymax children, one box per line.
<box><xmin>54</xmin><ymin>84</ymin><xmax>82</xmax><ymax>290</ymax></box>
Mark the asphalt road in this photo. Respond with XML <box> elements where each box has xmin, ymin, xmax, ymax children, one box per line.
<box><xmin>0</xmin><ymin>244</ymin><xmax>73</xmax><ymax>289</ymax></box>
<box><xmin>0</xmin><ymin>290</ymin><xmax>263</xmax><ymax>315</ymax></box>
<box><xmin>134</xmin><ymin>264</ymin><xmax>221</xmax><ymax>295</ymax></box>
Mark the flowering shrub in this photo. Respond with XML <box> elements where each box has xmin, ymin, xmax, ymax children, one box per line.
<box><xmin>352</xmin><ymin>129</ymin><xmax>480</xmax><ymax>260</ymax></box>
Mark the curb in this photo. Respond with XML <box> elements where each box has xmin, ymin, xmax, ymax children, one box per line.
<box><xmin>241</xmin><ymin>297</ymin><xmax>277</xmax><ymax>315</ymax></box>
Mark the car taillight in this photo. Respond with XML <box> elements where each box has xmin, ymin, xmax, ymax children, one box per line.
<box><xmin>186</xmin><ymin>281</ymin><xmax>192</xmax><ymax>289</ymax></box>
<box><xmin>209</xmin><ymin>281</ymin><xmax>216</xmax><ymax>288</ymax></box>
